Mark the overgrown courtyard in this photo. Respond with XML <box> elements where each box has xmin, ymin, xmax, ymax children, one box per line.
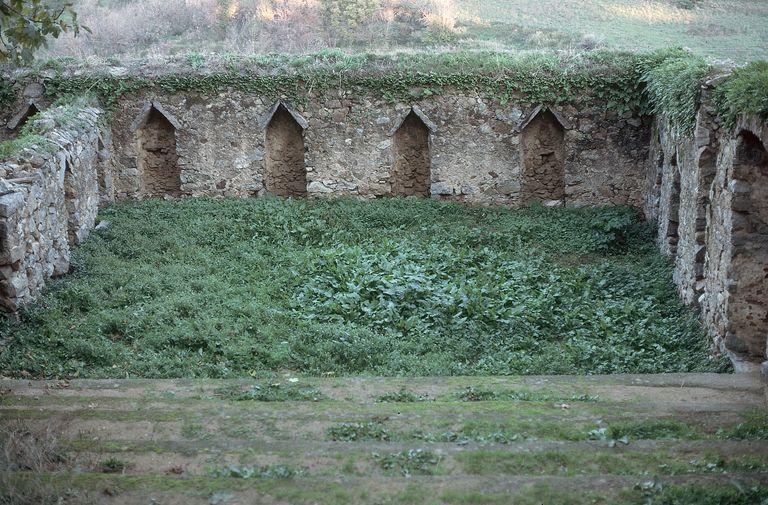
<box><xmin>0</xmin><ymin>198</ymin><xmax>729</xmax><ymax>378</ymax></box>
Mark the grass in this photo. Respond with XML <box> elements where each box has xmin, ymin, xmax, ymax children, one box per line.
<box><xmin>375</xmin><ymin>388</ymin><xmax>432</xmax><ymax>403</ymax></box>
<box><xmin>456</xmin><ymin>450</ymin><xmax>768</xmax><ymax>477</ymax></box>
<box><xmin>718</xmin><ymin>411</ymin><xmax>768</xmax><ymax>440</ymax></box>
<box><xmin>209</xmin><ymin>464</ymin><xmax>303</xmax><ymax>479</ymax></box>
<box><xmin>214</xmin><ymin>382</ymin><xmax>326</xmax><ymax>402</ymax></box>
<box><xmin>453</xmin><ymin>386</ymin><xmax>599</xmax><ymax>403</ymax></box>
<box><xmin>98</xmin><ymin>457</ymin><xmax>129</xmax><ymax>473</ymax></box>
<box><xmin>0</xmin><ymin>197</ymin><xmax>730</xmax><ymax>379</ymax></box>
<box><xmin>455</xmin><ymin>0</ymin><xmax>768</xmax><ymax>61</ymax></box>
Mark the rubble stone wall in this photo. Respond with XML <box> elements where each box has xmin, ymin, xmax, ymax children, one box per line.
<box><xmin>649</xmin><ymin>86</ymin><xmax>768</xmax><ymax>368</ymax></box>
<box><xmin>0</xmin><ymin>107</ymin><xmax>110</xmax><ymax>311</ymax></box>
<box><xmin>103</xmin><ymin>89</ymin><xmax>651</xmax><ymax>206</ymax></box>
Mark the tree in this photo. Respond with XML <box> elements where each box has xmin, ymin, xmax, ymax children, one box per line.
<box><xmin>319</xmin><ymin>0</ymin><xmax>379</xmax><ymax>43</ymax></box>
<box><xmin>0</xmin><ymin>0</ymin><xmax>83</xmax><ymax>63</ymax></box>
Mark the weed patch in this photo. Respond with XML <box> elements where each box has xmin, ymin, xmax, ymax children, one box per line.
<box><xmin>209</xmin><ymin>464</ymin><xmax>303</xmax><ymax>479</ymax></box>
<box><xmin>98</xmin><ymin>457</ymin><xmax>130</xmax><ymax>473</ymax></box>
<box><xmin>718</xmin><ymin>411</ymin><xmax>768</xmax><ymax>440</ymax></box>
<box><xmin>327</xmin><ymin>422</ymin><xmax>390</xmax><ymax>442</ymax></box>
<box><xmin>215</xmin><ymin>382</ymin><xmax>325</xmax><ymax>402</ymax></box>
<box><xmin>605</xmin><ymin>419</ymin><xmax>697</xmax><ymax>440</ymax></box>
<box><xmin>0</xmin><ymin>198</ymin><xmax>728</xmax><ymax>378</ymax></box>
<box><xmin>454</xmin><ymin>386</ymin><xmax>599</xmax><ymax>403</ymax></box>
<box><xmin>372</xmin><ymin>449</ymin><xmax>442</xmax><ymax>476</ymax></box>
<box><xmin>375</xmin><ymin>388</ymin><xmax>431</xmax><ymax>403</ymax></box>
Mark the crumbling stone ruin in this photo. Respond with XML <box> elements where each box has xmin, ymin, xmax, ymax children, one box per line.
<box><xmin>6</xmin><ymin>101</ymin><xmax>39</xmax><ymax>132</ymax></box>
<box><xmin>392</xmin><ymin>109</ymin><xmax>431</xmax><ymax>197</ymax></box>
<box><xmin>0</xmin><ymin>67</ymin><xmax>766</xmax><ymax>374</ymax></box>
<box><xmin>648</xmin><ymin>79</ymin><xmax>768</xmax><ymax>372</ymax></box>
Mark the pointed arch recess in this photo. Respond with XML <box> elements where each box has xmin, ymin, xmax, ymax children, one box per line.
<box><xmin>520</xmin><ymin>108</ymin><xmax>566</xmax><ymax>204</ymax></box>
<box><xmin>264</xmin><ymin>102</ymin><xmax>307</xmax><ymax>197</ymax></box>
<box><xmin>726</xmin><ymin>130</ymin><xmax>768</xmax><ymax>359</ymax></box>
<box><xmin>391</xmin><ymin>108</ymin><xmax>432</xmax><ymax>197</ymax></box>
<box><xmin>135</xmin><ymin>102</ymin><xmax>181</xmax><ymax>196</ymax></box>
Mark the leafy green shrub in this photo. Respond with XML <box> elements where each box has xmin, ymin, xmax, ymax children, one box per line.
<box><xmin>590</xmin><ymin>206</ymin><xmax>647</xmax><ymax>253</ymax></box>
<box><xmin>714</xmin><ymin>60</ymin><xmax>768</xmax><ymax>129</ymax></box>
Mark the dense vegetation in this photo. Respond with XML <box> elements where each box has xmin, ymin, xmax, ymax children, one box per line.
<box><xmin>0</xmin><ymin>198</ymin><xmax>729</xmax><ymax>378</ymax></box>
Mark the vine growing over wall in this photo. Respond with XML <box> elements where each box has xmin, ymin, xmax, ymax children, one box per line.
<box><xmin>2</xmin><ymin>49</ymin><xmax>765</xmax><ymax>138</ymax></box>
<box><xmin>31</xmin><ymin>50</ymin><xmax>652</xmax><ymax>115</ymax></box>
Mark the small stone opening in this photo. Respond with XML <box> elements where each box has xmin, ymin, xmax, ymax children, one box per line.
<box><xmin>392</xmin><ymin>110</ymin><xmax>431</xmax><ymax>197</ymax></box>
<box><xmin>521</xmin><ymin>109</ymin><xmax>565</xmax><ymax>205</ymax></box>
<box><xmin>16</xmin><ymin>103</ymin><xmax>39</xmax><ymax>129</ymax></box>
<box><xmin>137</xmin><ymin>107</ymin><xmax>181</xmax><ymax>196</ymax></box>
<box><xmin>7</xmin><ymin>102</ymin><xmax>40</xmax><ymax>134</ymax></box>
<box><xmin>264</xmin><ymin>105</ymin><xmax>307</xmax><ymax>197</ymax></box>
<box><xmin>728</xmin><ymin>131</ymin><xmax>768</xmax><ymax>359</ymax></box>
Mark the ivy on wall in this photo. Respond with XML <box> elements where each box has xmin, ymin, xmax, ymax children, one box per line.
<box><xmin>12</xmin><ymin>50</ymin><xmax>653</xmax><ymax>116</ymax></box>
<box><xmin>0</xmin><ymin>49</ymin><xmax>765</xmax><ymax>138</ymax></box>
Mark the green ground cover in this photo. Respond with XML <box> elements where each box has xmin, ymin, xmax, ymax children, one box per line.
<box><xmin>0</xmin><ymin>198</ymin><xmax>730</xmax><ymax>378</ymax></box>
<box><xmin>455</xmin><ymin>0</ymin><xmax>768</xmax><ymax>61</ymax></box>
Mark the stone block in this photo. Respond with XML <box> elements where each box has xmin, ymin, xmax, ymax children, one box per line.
<box><xmin>0</xmin><ymin>192</ymin><xmax>24</xmax><ymax>218</ymax></box>
<box><xmin>430</xmin><ymin>182</ymin><xmax>454</xmax><ymax>196</ymax></box>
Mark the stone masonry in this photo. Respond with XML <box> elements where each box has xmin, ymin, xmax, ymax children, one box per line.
<box><xmin>0</xmin><ymin>107</ymin><xmax>109</xmax><ymax>311</ymax></box>
<box><xmin>648</xmin><ymin>79</ymin><xmax>768</xmax><ymax>370</ymax></box>
<box><xmin>97</xmin><ymin>88</ymin><xmax>649</xmax><ymax>206</ymax></box>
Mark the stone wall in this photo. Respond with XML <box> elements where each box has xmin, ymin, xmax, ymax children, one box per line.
<box><xmin>649</xmin><ymin>84</ymin><xmax>768</xmax><ymax>371</ymax></box>
<box><xmin>0</xmin><ymin>106</ymin><xmax>110</xmax><ymax>311</ymax></box>
<box><xmin>102</xmin><ymin>89</ymin><xmax>650</xmax><ymax>206</ymax></box>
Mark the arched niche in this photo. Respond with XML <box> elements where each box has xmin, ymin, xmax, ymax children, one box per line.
<box><xmin>648</xmin><ymin>130</ymin><xmax>664</xmax><ymax>220</ymax></box>
<box><xmin>665</xmin><ymin>150</ymin><xmax>682</xmax><ymax>256</ymax></box>
<box><xmin>263</xmin><ymin>101</ymin><xmax>308</xmax><ymax>198</ymax></box>
<box><xmin>520</xmin><ymin>107</ymin><xmax>566</xmax><ymax>205</ymax></box>
<box><xmin>727</xmin><ymin>130</ymin><xmax>768</xmax><ymax>359</ymax></box>
<box><xmin>133</xmin><ymin>102</ymin><xmax>181</xmax><ymax>196</ymax></box>
<box><xmin>693</xmin><ymin>143</ymin><xmax>717</xmax><ymax>295</ymax></box>
<box><xmin>391</xmin><ymin>107</ymin><xmax>435</xmax><ymax>198</ymax></box>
